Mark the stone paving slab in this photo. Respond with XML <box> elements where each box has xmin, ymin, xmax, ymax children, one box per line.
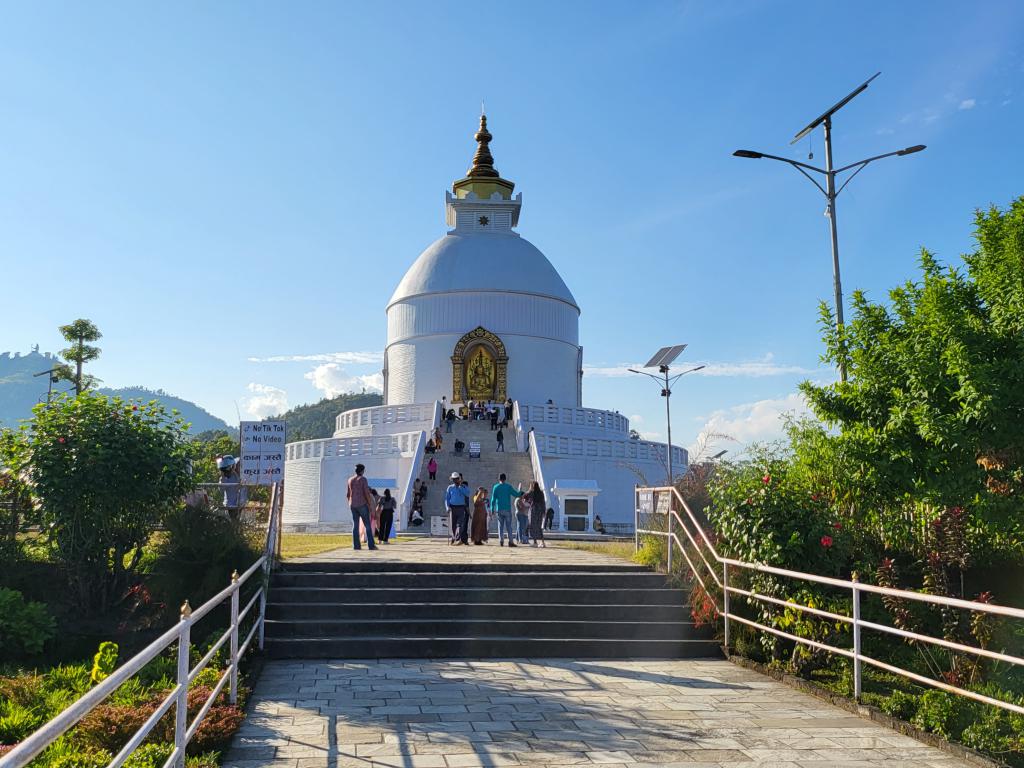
<box><xmin>290</xmin><ymin>537</ymin><xmax>633</xmax><ymax>568</ymax></box>
<box><xmin>224</xmin><ymin>659</ymin><xmax>971</xmax><ymax>768</ymax></box>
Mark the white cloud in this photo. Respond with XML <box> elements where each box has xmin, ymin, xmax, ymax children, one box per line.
<box><xmin>248</xmin><ymin>351</ymin><xmax>383</xmax><ymax>364</ymax></box>
<box><xmin>304</xmin><ymin>363</ymin><xmax>383</xmax><ymax>398</ymax></box>
<box><xmin>583</xmin><ymin>354</ymin><xmax>816</xmax><ymax>379</ymax></box>
<box><xmin>243</xmin><ymin>383</ymin><xmax>288</xmax><ymax>419</ymax></box>
<box><xmin>958</xmin><ymin>98</ymin><xmax>976</xmax><ymax>110</ymax></box>
<box><xmin>689</xmin><ymin>392</ymin><xmax>812</xmax><ymax>455</ymax></box>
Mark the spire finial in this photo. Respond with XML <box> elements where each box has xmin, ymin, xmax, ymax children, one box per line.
<box><xmin>467</xmin><ymin>113</ymin><xmax>500</xmax><ymax>179</ymax></box>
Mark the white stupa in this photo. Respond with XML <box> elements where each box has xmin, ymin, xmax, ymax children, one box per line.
<box><xmin>284</xmin><ymin>116</ymin><xmax>685</xmax><ymax>533</ymax></box>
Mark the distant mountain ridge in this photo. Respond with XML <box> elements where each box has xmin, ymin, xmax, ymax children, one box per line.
<box><xmin>0</xmin><ymin>350</ymin><xmax>230</xmax><ymax>434</ymax></box>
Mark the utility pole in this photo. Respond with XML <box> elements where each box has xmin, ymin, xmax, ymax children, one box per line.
<box><xmin>734</xmin><ymin>73</ymin><xmax>925</xmax><ymax>382</ymax></box>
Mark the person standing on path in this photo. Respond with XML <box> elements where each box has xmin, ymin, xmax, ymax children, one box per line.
<box><xmin>528</xmin><ymin>481</ymin><xmax>547</xmax><ymax>547</ymax></box>
<box><xmin>515</xmin><ymin>489</ymin><xmax>531</xmax><ymax>545</ymax></box>
<box><xmin>496</xmin><ymin>427</ymin><xmax>505</xmax><ymax>452</ymax></box>
<box><xmin>544</xmin><ymin>506</ymin><xmax>555</xmax><ymax>530</ymax></box>
<box><xmin>445</xmin><ymin>472</ymin><xmax>470</xmax><ymax>545</ymax></box>
<box><xmin>470</xmin><ymin>487</ymin><xmax>490</xmax><ymax>545</ymax></box>
<box><xmin>428</xmin><ymin>456</ymin><xmax>438</xmax><ymax>482</ymax></box>
<box><xmin>489</xmin><ymin>406</ymin><xmax>498</xmax><ymax>430</ymax></box>
<box><xmin>377</xmin><ymin>489</ymin><xmax>396</xmax><ymax>543</ymax></box>
<box><xmin>445</xmin><ymin>409</ymin><xmax>455</xmax><ymax>433</ymax></box>
<box><xmin>489</xmin><ymin>473</ymin><xmax>523</xmax><ymax>547</ymax></box>
<box><xmin>345</xmin><ymin>463</ymin><xmax>377</xmax><ymax>551</ymax></box>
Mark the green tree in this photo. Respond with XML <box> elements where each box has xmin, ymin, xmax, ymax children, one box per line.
<box><xmin>1</xmin><ymin>393</ymin><xmax>193</xmax><ymax>610</ymax></box>
<box><xmin>57</xmin><ymin>318</ymin><xmax>102</xmax><ymax>395</ymax></box>
<box><xmin>800</xmin><ymin>197</ymin><xmax>1024</xmax><ymax>557</ymax></box>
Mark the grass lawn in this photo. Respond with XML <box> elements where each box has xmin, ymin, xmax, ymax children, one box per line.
<box><xmin>552</xmin><ymin>540</ymin><xmax>637</xmax><ymax>562</ymax></box>
<box><xmin>280</xmin><ymin>533</ymin><xmax>414</xmax><ymax>559</ymax></box>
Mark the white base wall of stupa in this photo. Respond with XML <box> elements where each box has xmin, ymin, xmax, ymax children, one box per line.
<box><xmin>385</xmin><ymin>335</ymin><xmax>580</xmax><ymax>406</ymax></box>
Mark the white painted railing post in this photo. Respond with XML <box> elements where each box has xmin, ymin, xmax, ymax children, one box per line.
<box><xmin>634</xmin><ymin>486</ymin><xmax>640</xmax><ymax>553</ymax></box>
<box><xmin>174</xmin><ymin>600</ymin><xmax>192</xmax><ymax>768</ymax></box>
<box><xmin>852</xmin><ymin>572</ymin><xmax>862</xmax><ymax>701</ymax></box>
<box><xmin>723</xmin><ymin>562</ymin><xmax>731</xmax><ymax>651</ymax></box>
<box><xmin>229</xmin><ymin>570</ymin><xmax>240</xmax><ymax>705</ymax></box>
<box><xmin>666</xmin><ymin>501</ymin><xmax>674</xmax><ymax>574</ymax></box>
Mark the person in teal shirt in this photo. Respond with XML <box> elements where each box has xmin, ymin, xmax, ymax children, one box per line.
<box><xmin>489</xmin><ymin>473</ymin><xmax>523</xmax><ymax>547</ymax></box>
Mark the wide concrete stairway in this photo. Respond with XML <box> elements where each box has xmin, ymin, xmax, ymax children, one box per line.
<box><xmin>263</xmin><ymin>543</ymin><xmax>718</xmax><ymax>659</ymax></box>
<box><xmin>417</xmin><ymin>418</ymin><xmax>534</xmax><ymax>527</ymax></box>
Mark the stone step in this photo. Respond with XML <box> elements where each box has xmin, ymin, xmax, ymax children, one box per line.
<box><xmin>271</xmin><ymin>571</ymin><xmax>670</xmax><ymax>589</ymax></box>
<box><xmin>268</xmin><ymin>586</ymin><xmax>686</xmax><ymax>605</ymax></box>
<box><xmin>267</xmin><ymin>601</ymin><xmax>689</xmax><ymax>622</ymax></box>
<box><xmin>264</xmin><ymin>617</ymin><xmax>701</xmax><ymax>641</ymax></box>
<box><xmin>281</xmin><ymin>561</ymin><xmax>649</xmax><ymax>574</ymax></box>
<box><xmin>264</xmin><ymin>636</ymin><xmax>720</xmax><ymax>659</ymax></box>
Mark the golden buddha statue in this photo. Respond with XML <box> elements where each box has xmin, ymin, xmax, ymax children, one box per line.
<box><xmin>467</xmin><ymin>347</ymin><xmax>496</xmax><ymax>400</ymax></box>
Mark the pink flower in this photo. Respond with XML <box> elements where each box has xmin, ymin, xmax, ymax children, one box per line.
<box><xmin>833</xmin><ymin>522</ymin><xmax>842</xmax><ymax>531</ymax></box>
<box><xmin>762</xmin><ymin>474</ymin><xmax>771</xmax><ymax>484</ymax></box>
<box><xmin>820</xmin><ymin>535</ymin><xmax>833</xmax><ymax>548</ymax></box>
<box><xmin>57</xmin><ymin>437</ymin><xmax>66</xmax><ymax>444</ymax></box>
<box><xmin>132</xmin><ymin>405</ymin><xmax>138</xmax><ymax>411</ymax></box>
<box><xmin>811</xmin><ymin>493</ymin><xmax>820</xmax><ymax>502</ymax></box>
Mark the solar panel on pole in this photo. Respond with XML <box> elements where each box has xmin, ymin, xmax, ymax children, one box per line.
<box><xmin>644</xmin><ymin>344</ymin><xmax>687</xmax><ymax>369</ymax></box>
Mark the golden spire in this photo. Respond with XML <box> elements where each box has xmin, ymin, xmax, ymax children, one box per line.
<box><xmin>452</xmin><ymin>113</ymin><xmax>515</xmax><ymax>200</ymax></box>
<box><xmin>466</xmin><ymin>114</ymin><xmax>500</xmax><ymax>179</ymax></box>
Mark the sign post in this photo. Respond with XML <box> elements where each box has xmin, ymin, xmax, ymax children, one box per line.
<box><xmin>240</xmin><ymin>420</ymin><xmax>286</xmax><ymax>486</ymax></box>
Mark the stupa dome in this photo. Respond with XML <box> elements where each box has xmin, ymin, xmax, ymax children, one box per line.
<box><xmin>387</xmin><ymin>231</ymin><xmax>578</xmax><ymax>310</ymax></box>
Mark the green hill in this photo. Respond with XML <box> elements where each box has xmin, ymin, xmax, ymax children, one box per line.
<box><xmin>0</xmin><ymin>350</ymin><xmax>231</xmax><ymax>435</ymax></box>
<box><xmin>276</xmin><ymin>392</ymin><xmax>383</xmax><ymax>441</ymax></box>
<box><xmin>98</xmin><ymin>386</ymin><xmax>231</xmax><ymax>435</ymax></box>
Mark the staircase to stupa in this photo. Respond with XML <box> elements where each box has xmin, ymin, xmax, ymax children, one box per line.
<box><xmin>413</xmin><ymin>417</ymin><xmax>534</xmax><ymax>531</ymax></box>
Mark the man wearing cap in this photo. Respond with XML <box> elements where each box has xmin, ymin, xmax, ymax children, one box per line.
<box><xmin>445</xmin><ymin>472</ymin><xmax>470</xmax><ymax>546</ymax></box>
<box><xmin>216</xmin><ymin>455</ymin><xmax>247</xmax><ymax>520</ymax></box>
<box><xmin>346</xmin><ymin>463</ymin><xmax>377</xmax><ymax>551</ymax></box>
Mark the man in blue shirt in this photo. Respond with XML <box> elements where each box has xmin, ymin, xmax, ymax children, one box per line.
<box><xmin>489</xmin><ymin>473</ymin><xmax>524</xmax><ymax>547</ymax></box>
<box><xmin>445</xmin><ymin>472</ymin><xmax>470</xmax><ymax>545</ymax></box>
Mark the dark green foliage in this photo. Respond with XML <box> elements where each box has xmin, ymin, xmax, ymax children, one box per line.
<box><xmin>276</xmin><ymin>391</ymin><xmax>382</xmax><ymax>441</ymax></box>
<box><xmin>0</xmin><ymin>588</ymin><xmax>56</xmax><ymax>657</ymax></box>
<box><xmin>1</xmin><ymin>392</ymin><xmax>193</xmax><ymax>611</ymax></box>
<box><xmin>881</xmin><ymin>689</ymin><xmax>919</xmax><ymax>720</ymax></box>
<box><xmin>57</xmin><ymin>318</ymin><xmax>102</xmax><ymax>396</ymax></box>
<box><xmin>800</xmin><ymin>199</ymin><xmax>1024</xmax><ymax>559</ymax></box>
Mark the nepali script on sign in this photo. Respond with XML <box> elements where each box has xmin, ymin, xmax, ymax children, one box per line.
<box><xmin>240</xmin><ymin>420</ymin><xmax>286</xmax><ymax>485</ymax></box>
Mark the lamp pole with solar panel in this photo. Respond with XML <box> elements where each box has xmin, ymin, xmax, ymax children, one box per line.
<box><xmin>732</xmin><ymin>72</ymin><xmax>925</xmax><ymax>383</ymax></box>
<box><xmin>629</xmin><ymin>345</ymin><xmax>706</xmax><ymax>486</ymax></box>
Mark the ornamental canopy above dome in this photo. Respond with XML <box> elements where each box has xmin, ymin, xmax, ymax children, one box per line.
<box><xmin>387</xmin><ymin>114</ymin><xmax>578</xmax><ymax>312</ymax></box>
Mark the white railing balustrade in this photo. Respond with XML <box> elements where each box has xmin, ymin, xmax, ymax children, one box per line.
<box><xmin>1</xmin><ymin>483</ymin><xmax>285</xmax><ymax>768</ymax></box>
<box><xmin>535</xmin><ymin>433</ymin><xmax>685</xmax><ymax>466</ymax></box>
<box><xmin>334</xmin><ymin>402</ymin><xmax>437</xmax><ymax>436</ymax></box>
<box><xmin>518</xmin><ymin>404</ymin><xmax>629</xmax><ymax>436</ymax></box>
<box><xmin>634</xmin><ymin>485</ymin><xmax>1024</xmax><ymax>717</ymax></box>
<box><xmin>286</xmin><ymin>432</ymin><xmax>423</xmax><ymax>461</ymax></box>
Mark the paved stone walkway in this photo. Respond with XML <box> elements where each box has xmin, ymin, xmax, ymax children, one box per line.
<box><xmin>292</xmin><ymin>537</ymin><xmax>632</xmax><ymax>569</ymax></box>
<box><xmin>225</xmin><ymin>658</ymin><xmax>969</xmax><ymax>768</ymax></box>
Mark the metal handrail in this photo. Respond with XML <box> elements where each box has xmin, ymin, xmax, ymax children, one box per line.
<box><xmin>635</xmin><ymin>484</ymin><xmax>1024</xmax><ymax>716</ymax></box>
<box><xmin>1</xmin><ymin>481</ymin><xmax>285</xmax><ymax>768</ymax></box>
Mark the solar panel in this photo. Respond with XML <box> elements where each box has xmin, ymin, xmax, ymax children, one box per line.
<box><xmin>791</xmin><ymin>72</ymin><xmax>880</xmax><ymax>145</ymax></box>
<box><xmin>644</xmin><ymin>344</ymin><xmax>687</xmax><ymax>368</ymax></box>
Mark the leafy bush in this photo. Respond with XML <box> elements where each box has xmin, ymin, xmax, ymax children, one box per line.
<box><xmin>122</xmin><ymin>743</ymin><xmax>172</xmax><ymax>768</ymax></box>
<box><xmin>0</xmin><ymin>587</ymin><xmax>56</xmax><ymax>657</ymax></box>
<box><xmin>912</xmin><ymin>690</ymin><xmax>962</xmax><ymax>739</ymax></box>
<box><xmin>0</xmin><ymin>393</ymin><xmax>193</xmax><ymax>611</ymax></box>
<box><xmin>881</xmin><ymin>689</ymin><xmax>919</xmax><ymax>720</ymax></box>
<box><xmin>90</xmin><ymin>642</ymin><xmax>118</xmax><ymax>685</ymax></box>
<box><xmin>0</xmin><ymin>697</ymin><xmax>44</xmax><ymax>744</ymax></box>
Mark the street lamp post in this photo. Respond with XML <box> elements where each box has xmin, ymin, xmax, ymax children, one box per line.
<box><xmin>733</xmin><ymin>72</ymin><xmax>925</xmax><ymax>382</ymax></box>
<box><xmin>629</xmin><ymin>348</ymin><xmax>706</xmax><ymax>486</ymax></box>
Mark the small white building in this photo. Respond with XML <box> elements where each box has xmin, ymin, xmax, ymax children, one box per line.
<box><xmin>284</xmin><ymin>116</ymin><xmax>685</xmax><ymax>533</ymax></box>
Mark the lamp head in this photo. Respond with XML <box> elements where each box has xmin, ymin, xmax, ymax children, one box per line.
<box><xmin>733</xmin><ymin>149</ymin><xmax>763</xmax><ymax>159</ymax></box>
<box><xmin>897</xmin><ymin>144</ymin><xmax>926</xmax><ymax>156</ymax></box>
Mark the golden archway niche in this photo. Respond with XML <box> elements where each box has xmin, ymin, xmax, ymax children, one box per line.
<box><xmin>452</xmin><ymin>326</ymin><xmax>508</xmax><ymax>403</ymax></box>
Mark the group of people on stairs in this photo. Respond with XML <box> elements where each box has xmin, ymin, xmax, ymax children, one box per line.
<box><xmin>444</xmin><ymin>472</ymin><xmax>549</xmax><ymax>547</ymax></box>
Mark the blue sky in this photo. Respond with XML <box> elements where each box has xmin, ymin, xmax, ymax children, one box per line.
<box><xmin>2</xmin><ymin>1</ymin><xmax>1022</xmax><ymax>455</ymax></box>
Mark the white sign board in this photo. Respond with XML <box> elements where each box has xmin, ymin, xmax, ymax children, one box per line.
<box><xmin>240</xmin><ymin>420</ymin><xmax>286</xmax><ymax>485</ymax></box>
